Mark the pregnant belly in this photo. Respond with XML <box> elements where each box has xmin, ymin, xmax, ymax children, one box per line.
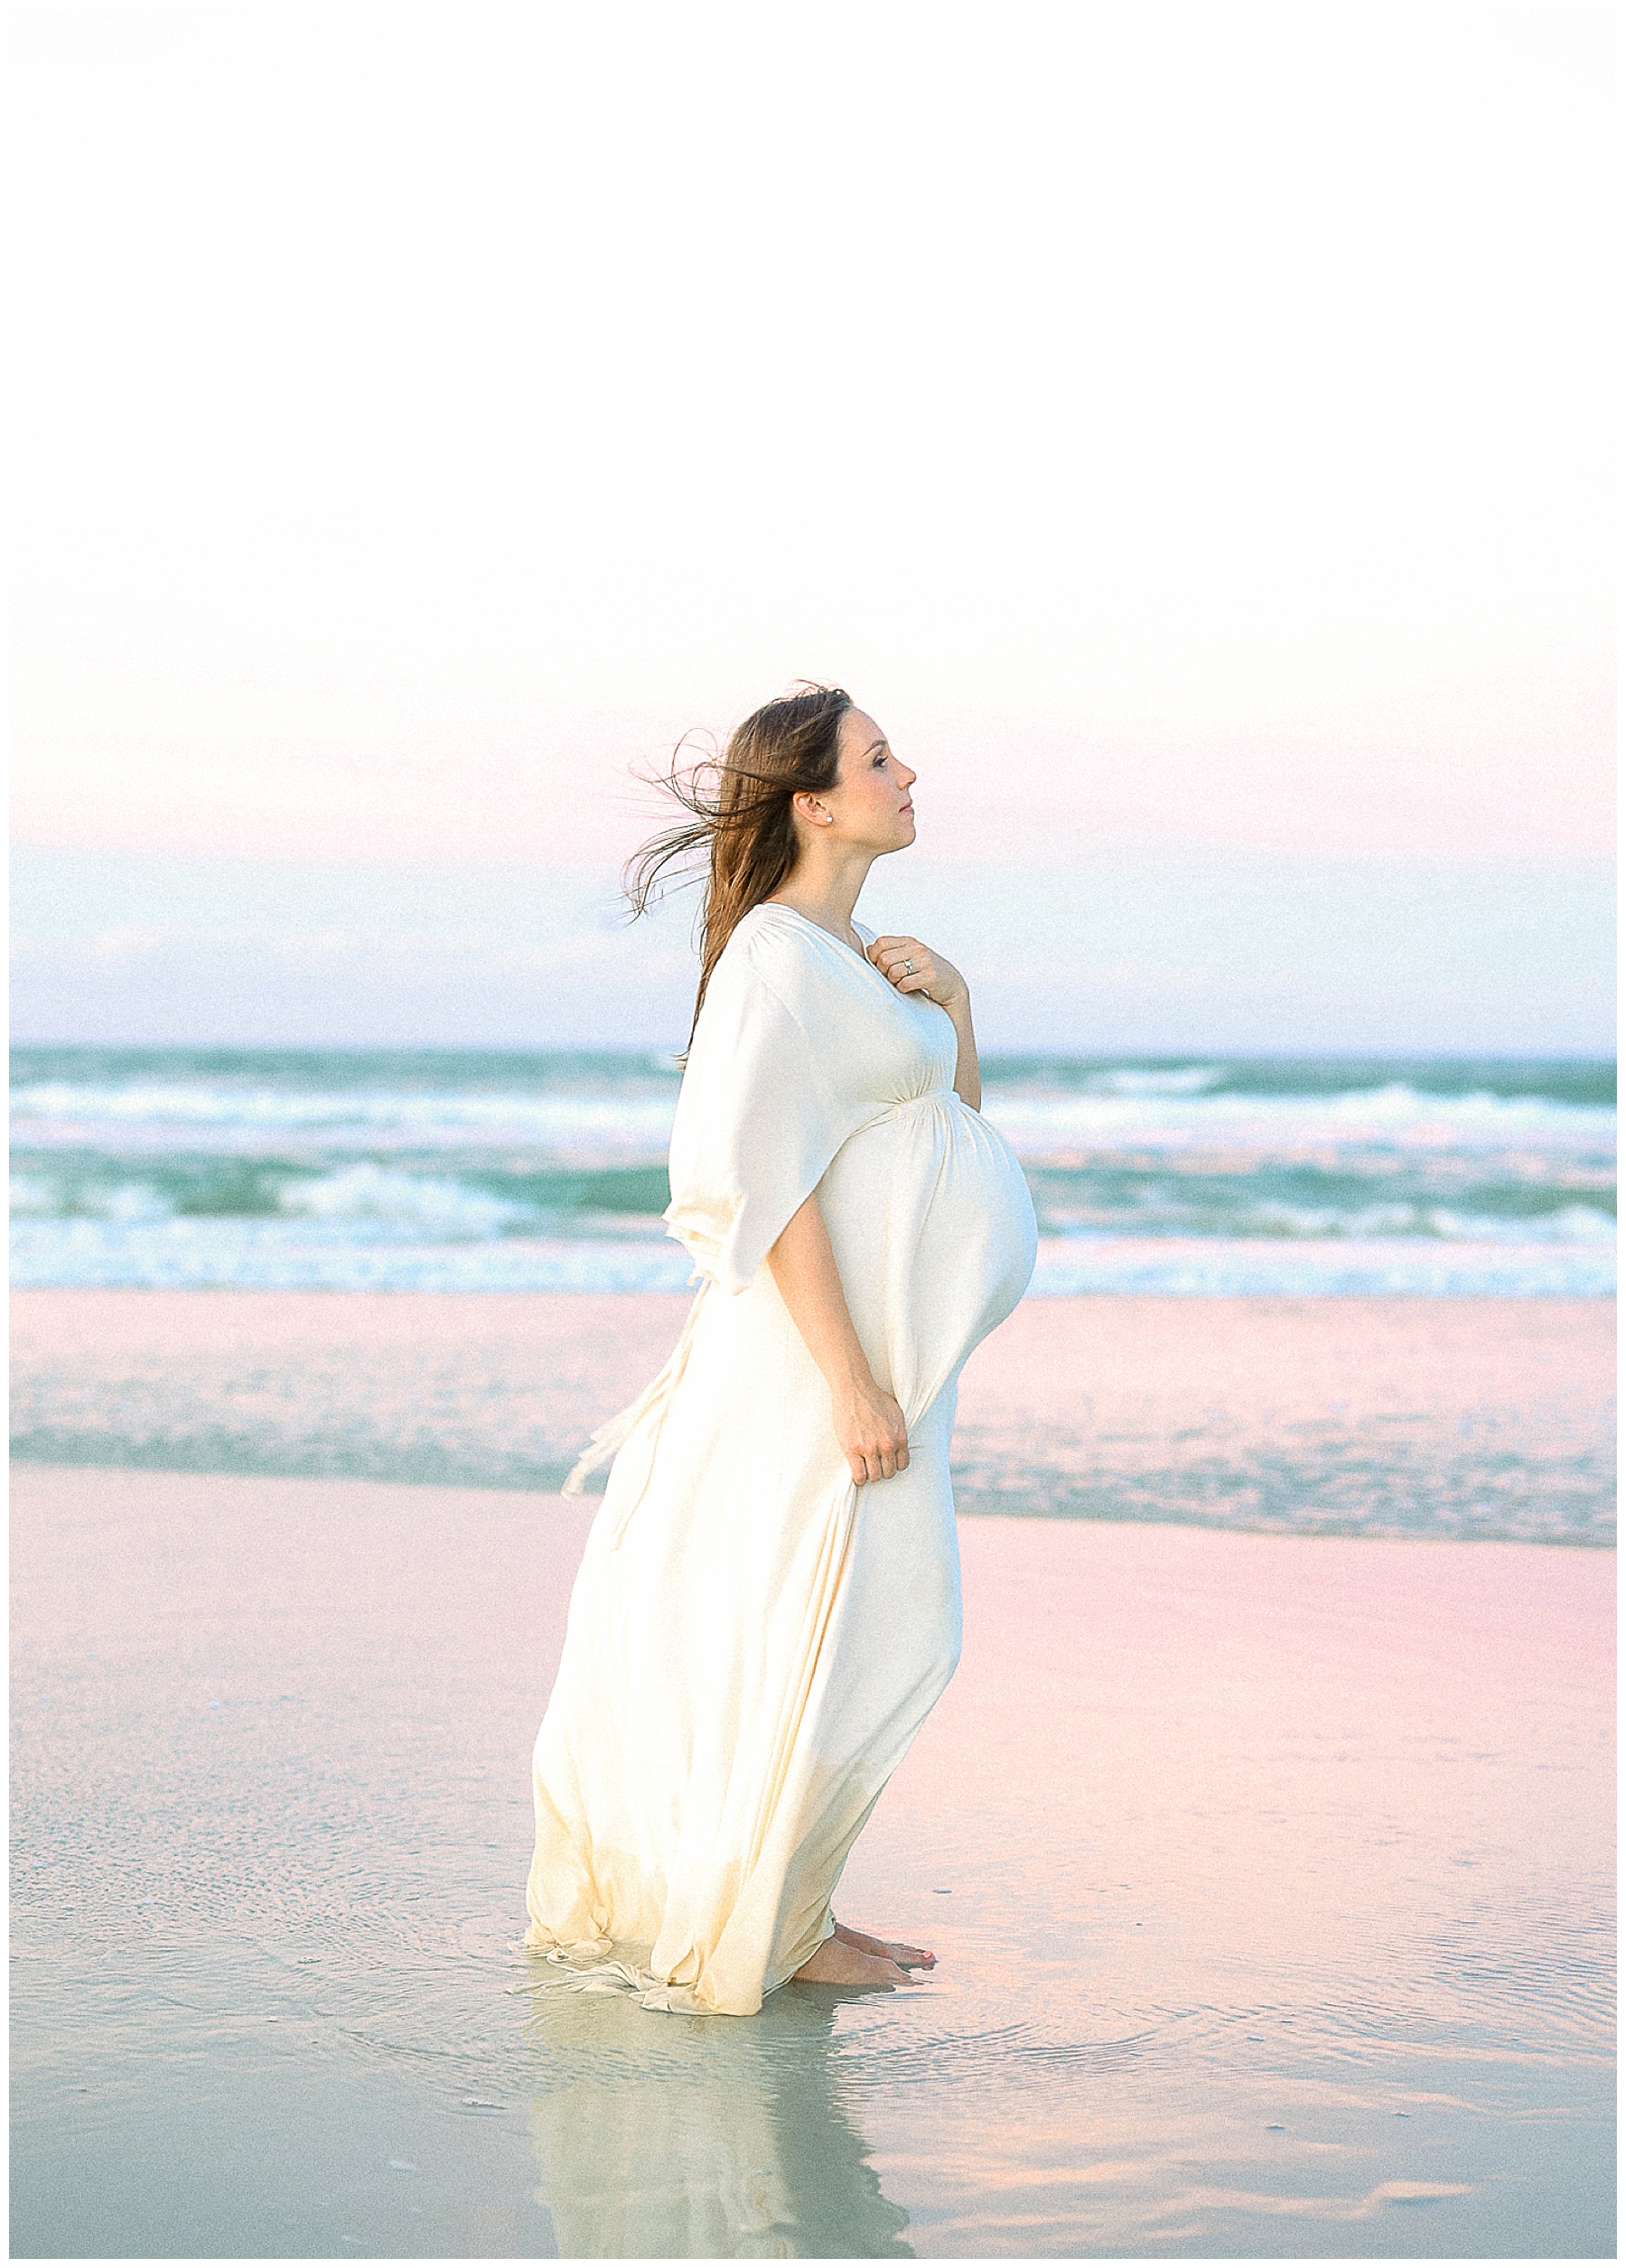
<box><xmin>818</xmin><ymin>1094</ymin><xmax>1038</xmax><ymax>1421</ymax></box>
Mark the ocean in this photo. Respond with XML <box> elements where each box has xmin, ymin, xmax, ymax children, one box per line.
<box><xmin>10</xmin><ymin>1046</ymin><xmax>1616</xmax><ymax>1296</ymax></box>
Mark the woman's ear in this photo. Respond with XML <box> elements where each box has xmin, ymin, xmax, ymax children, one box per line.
<box><xmin>791</xmin><ymin>790</ymin><xmax>833</xmax><ymax>827</ymax></box>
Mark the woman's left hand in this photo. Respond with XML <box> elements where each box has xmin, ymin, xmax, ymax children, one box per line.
<box><xmin>867</xmin><ymin>935</ymin><xmax>967</xmax><ymax>1012</ymax></box>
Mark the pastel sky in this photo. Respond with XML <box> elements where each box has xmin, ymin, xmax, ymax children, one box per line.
<box><xmin>10</xmin><ymin>2</ymin><xmax>1615</xmax><ymax>1051</ymax></box>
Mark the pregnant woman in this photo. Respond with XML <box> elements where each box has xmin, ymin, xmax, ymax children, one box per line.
<box><xmin>525</xmin><ymin>684</ymin><xmax>1037</xmax><ymax>2015</ymax></box>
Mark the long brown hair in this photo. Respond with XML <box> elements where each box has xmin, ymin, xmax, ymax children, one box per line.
<box><xmin>626</xmin><ymin>683</ymin><xmax>853</xmax><ymax>1046</ymax></box>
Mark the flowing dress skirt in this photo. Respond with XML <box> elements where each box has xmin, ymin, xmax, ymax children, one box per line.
<box><xmin>526</xmin><ymin>1257</ymin><xmax>963</xmax><ymax>2014</ymax></box>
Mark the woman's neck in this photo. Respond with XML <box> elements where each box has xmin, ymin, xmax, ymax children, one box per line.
<box><xmin>767</xmin><ymin>847</ymin><xmax>876</xmax><ymax>946</ymax></box>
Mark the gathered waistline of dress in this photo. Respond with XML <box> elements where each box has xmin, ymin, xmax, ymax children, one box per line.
<box><xmin>857</xmin><ymin>1087</ymin><xmax>960</xmax><ymax>1130</ymax></box>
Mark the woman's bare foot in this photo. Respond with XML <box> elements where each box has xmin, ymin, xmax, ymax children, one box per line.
<box><xmin>792</xmin><ymin>1935</ymin><xmax>908</xmax><ymax>1988</ymax></box>
<box><xmin>834</xmin><ymin>1920</ymin><xmax>937</xmax><ymax>1969</ymax></box>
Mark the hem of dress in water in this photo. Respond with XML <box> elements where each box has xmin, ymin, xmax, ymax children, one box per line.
<box><xmin>519</xmin><ymin>1925</ymin><xmax>835</xmax><ymax>2017</ymax></box>
<box><xmin>522</xmin><ymin>1940</ymin><xmax>742</xmax><ymax>2016</ymax></box>
<box><xmin>547</xmin><ymin>1946</ymin><xmax>685</xmax><ymax>2010</ymax></box>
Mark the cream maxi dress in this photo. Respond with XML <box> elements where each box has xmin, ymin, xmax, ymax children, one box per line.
<box><xmin>525</xmin><ymin>901</ymin><xmax>1038</xmax><ymax>2015</ymax></box>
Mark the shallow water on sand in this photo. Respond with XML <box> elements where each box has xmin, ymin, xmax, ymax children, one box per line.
<box><xmin>11</xmin><ymin>1290</ymin><xmax>1616</xmax><ymax>1542</ymax></box>
<box><xmin>11</xmin><ymin>1467</ymin><xmax>1613</xmax><ymax>2258</ymax></box>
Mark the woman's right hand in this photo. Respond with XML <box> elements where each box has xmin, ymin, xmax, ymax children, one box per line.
<box><xmin>831</xmin><ymin>1373</ymin><xmax>911</xmax><ymax>1486</ymax></box>
<box><xmin>765</xmin><ymin>1192</ymin><xmax>911</xmax><ymax>1486</ymax></box>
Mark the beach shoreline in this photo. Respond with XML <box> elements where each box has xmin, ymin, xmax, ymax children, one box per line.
<box><xmin>12</xmin><ymin>1286</ymin><xmax>1615</xmax><ymax>1544</ymax></box>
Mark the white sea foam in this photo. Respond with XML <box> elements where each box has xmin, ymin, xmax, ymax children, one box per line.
<box><xmin>276</xmin><ymin>1164</ymin><xmax>537</xmax><ymax>1238</ymax></box>
<box><xmin>983</xmin><ymin>1083</ymin><xmax>1616</xmax><ymax>1158</ymax></box>
<box><xmin>83</xmin><ymin>1184</ymin><xmax>175</xmax><ymax>1225</ymax></box>
<box><xmin>9</xmin><ymin>1218</ymin><xmax>1614</xmax><ymax>1297</ymax></box>
<box><xmin>1078</xmin><ymin>1067</ymin><xmax>1227</xmax><ymax>1097</ymax></box>
<box><xmin>13</xmin><ymin>1076</ymin><xmax>1614</xmax><ymax>1162</ymax></box>
<box><xmin>1229</xmin><ymin>1200</ymin><xmax>1617</xmax><ymax>1244</ymax></box>
<box><xmin>10</xmin><ymin>1082</ymin><xmax>680</xmax><ymax>1159</ymax></box>
<box><xmin>8</xmin><ymin>1219</ymin><xmax>700</xmax><ymax>1293</ymax></box>
<box><xmin>1028</xmin><ymin>1237</ymin><xmax>1618</xmax><ymax>1297</ymax></box>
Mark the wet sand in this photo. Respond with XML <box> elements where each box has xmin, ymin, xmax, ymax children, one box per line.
<box><xmin>11</xmin><ymin>1289</ymin><xmax>1615</xmax><ymax>1539</ymax></box>
<box><xmin>11</xmin><ymin>1462</ymin><xmax>1613</xmax><ymax>2258</ymax></box>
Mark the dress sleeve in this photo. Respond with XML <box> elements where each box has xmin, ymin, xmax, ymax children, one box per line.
<box><xmin>663</xmin><ymin>935</ymin><xmax>852</xmax><ymax>1297</ymax></box>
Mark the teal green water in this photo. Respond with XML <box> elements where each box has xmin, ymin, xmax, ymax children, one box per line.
<box><xmin>12</xmin><ymin>1048</ymin><xmax>1615</xmax><ymax>1293</ymax></box>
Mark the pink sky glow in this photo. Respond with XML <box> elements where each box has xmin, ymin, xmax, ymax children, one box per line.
<box><xmin>9</xmin><ymin>4</ymin><xmax>1614</xmax><ymax>1048</ymax></box>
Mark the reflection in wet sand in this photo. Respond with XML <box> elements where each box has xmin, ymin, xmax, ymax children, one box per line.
<box><xmin>519</xmin><ymin>1973</ymin><xmax>911</xmax><ymax>2258</ymax></box>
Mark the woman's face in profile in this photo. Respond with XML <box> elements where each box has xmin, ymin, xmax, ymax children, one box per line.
<box><xmin>822</xmin><ymin>707</ymin><xmax>918</xmax><ymax>854</ymax></box>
